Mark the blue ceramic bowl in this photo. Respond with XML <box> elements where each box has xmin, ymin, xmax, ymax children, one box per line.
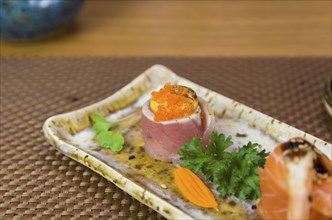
<box><xmin>0</xmin><ymin>0</ymin><xmax>84</xmax><ymax>40</ymax></box>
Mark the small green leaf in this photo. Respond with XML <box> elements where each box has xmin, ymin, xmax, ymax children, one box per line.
<box><xmin>92</xmin><ymin>112</ymin><xmax>125</xmax><ymax>153</ymax></box>
<box><xmin>92</xmin><ymin>112</ymin><xmax>106</xmax><ymax>123</ymax></box>
<box><xmin>108</xmin><ymin>132</ymin><xmax>125</xmax><ymax>152</ymax></box>
<box><xmin>92</xmin><ymin>121</ymin><xmax>112</xmax><ymax>134</ymax></box>
<box><xmin>207</xmin><ymin>131</ymin><xmax>233</xmax><ymax>157</ymax></box>
<box><xmin>179</xmin><ymin>137</ymin><xmax>210</xmax><ymax>173</ymax></box>
<box><xmin>97</xmin><ymin>131</ymin><xmax>112</xmax><ymax>148</ymax></box>
<box><xmin>92</xmin><ymin>112</ymin><xmax>113</xmax><ymax>133</ymax></box>
<box><xmin>97</xmin><ymin>131</ymin><xmax>124</xmax><ymax>152</ymax></box>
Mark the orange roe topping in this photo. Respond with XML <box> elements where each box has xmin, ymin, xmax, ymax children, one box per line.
<box><xmin>150</xmin><ymin>83</ymin><xmax>198</xmax><ymax>122</ymax></box>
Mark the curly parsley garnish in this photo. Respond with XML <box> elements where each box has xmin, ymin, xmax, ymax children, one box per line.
<box><xmin>92</xmin><ymin>113</ymin><xmax>124</xmax><ymax>152</ymax></box>
<box><xmin>179</xmin><ymin>131</ymin><xmax>269</xmax><ymax>200</ymax></box>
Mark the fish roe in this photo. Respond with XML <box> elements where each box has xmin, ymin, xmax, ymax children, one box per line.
<box><xmin>150</xmin><ymin>83</ymin><xmax>198</xmax><ymax>122</ymax></box>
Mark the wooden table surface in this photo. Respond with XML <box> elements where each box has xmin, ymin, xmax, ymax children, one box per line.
<box><xmin>1</xmin><ymin>1</ymin><xmax>331</xmax><ymax>57</ymax></box>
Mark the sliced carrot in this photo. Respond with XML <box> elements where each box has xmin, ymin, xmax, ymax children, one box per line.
<box><xmin>185</xmin><ymin>167</ymin><xmax>217</xmax><ymax>205</ymax></box>
<box><xmin>174</xmin><ymin>167</ymin><xmax>218</xmax><ymax>209</ymax></box>
<box><xmin>174</xmin><ymin>171</ymin><xmax>207</xmax><ymax>207</ymax></box>
<box><xmin>179</xmin><ymin>167</ymin><xmax>214</xmax><ymax>206</ymax></box>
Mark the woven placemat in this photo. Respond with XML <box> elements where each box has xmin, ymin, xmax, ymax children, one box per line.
<box><xmin>1</xmin><ymin>57</ymin><xmax>331</xmax><ymax>219</ymax></box>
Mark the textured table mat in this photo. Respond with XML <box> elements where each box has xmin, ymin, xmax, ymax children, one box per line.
<box><xmin>1</xmin><ymin>57</ymin><xmax>331</xmax><ymax>219</ymax></box>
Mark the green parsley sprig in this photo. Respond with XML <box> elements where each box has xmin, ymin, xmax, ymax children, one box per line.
<box><xmin>179</xmin><ymin>131</ymin><xmax>269</xmax><ymax>200</ymax></box>
<box><xmin>92</xmin><ymin>112</ymin><xmax>124</xmax><ymax>152</ymax></box>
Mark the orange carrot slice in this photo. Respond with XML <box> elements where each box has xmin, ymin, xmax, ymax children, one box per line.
<box><xmin>174</xmin><ymin>167</ymin><xmax>218</xmax><ymax>209</ymax></box>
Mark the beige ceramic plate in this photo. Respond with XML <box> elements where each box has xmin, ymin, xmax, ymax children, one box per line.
<box><xmin>43</xmin><ymin>65</ymin><xmax>331</xmax><ymax>220</ymax></box>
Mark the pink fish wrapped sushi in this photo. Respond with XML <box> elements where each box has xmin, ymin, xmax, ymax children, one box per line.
<box><xmin>141</xmin><ymin>83</ymin><xmax>215</xmax><ymax>162</ymax></box>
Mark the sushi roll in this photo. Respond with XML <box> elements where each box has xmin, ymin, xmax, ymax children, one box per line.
<box><xmin>141</xmin><ymin>83</ymin><xmax>215</xmax><ymax>162</ymax></box>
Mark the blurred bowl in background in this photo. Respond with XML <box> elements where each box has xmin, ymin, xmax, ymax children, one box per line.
<box><xmin>0</xmin><ymin>0</ymin><xmax>84</xmax><ymax>41</ymax></box>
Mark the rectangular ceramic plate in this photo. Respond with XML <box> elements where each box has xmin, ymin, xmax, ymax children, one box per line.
<box><xmin>43</xmin><ymin>65</ymin><xmax>331</xmax><ymax>220</ymax></box>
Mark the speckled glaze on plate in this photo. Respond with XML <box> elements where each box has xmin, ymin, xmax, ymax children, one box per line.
<box><xmin>43</xmin><ymin>65</ymin><xmax>332</xmax><ymax>220</ymax></box>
